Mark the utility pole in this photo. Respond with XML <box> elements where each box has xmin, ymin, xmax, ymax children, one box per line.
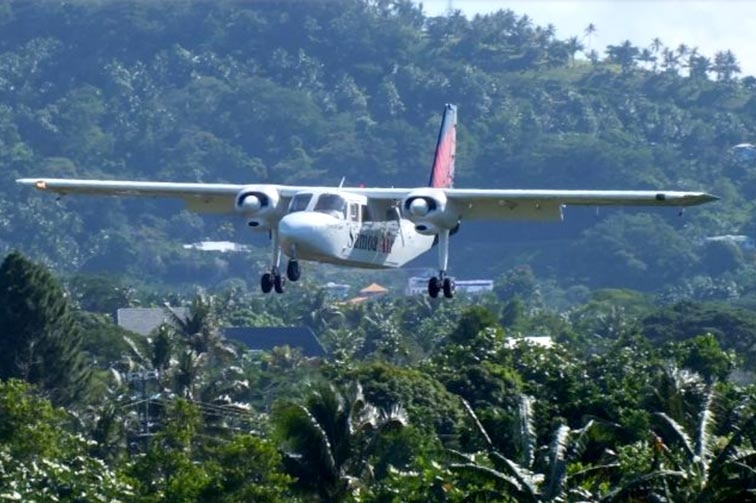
<box><xmin>127</xmin><ymin>369</ymin><xmax>160</xmax><ymax>449</ymax></box>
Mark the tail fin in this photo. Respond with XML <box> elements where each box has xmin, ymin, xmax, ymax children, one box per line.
<box><xmin>428</xmin><ymin>103</ymin><xmax>457</xmax><ymax>188</ymax></box>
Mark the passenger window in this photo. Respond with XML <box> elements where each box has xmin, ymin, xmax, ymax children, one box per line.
<box><xmin>361</xmin><ymin>205</ymin><xmax>371</xmax><ymax>222</ymax></box>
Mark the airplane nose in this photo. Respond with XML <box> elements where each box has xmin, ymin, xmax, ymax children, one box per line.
<box><xmin>278</xmin><ymin>212</ymin><xmax>335</xmax><ymax>254</ymax></box>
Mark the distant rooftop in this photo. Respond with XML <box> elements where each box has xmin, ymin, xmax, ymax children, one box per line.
<box><xmin>360</xmin><ymin>283</ymin><xmax>388</xmax><ymax>295</ymax></box>
<box><xmin>183</xmin><ymin>241</ymin><xmax>251</xmax><ymax>253</ymax></box>
<box><xmin>223</xmin><ymin>327</ymin><xmax>326</xmax><ymax>357</ymax></box>
<box><xmin>116</xmin><ymin>307</ymin><xmax>189</xmax><ymax>336</ymax></box>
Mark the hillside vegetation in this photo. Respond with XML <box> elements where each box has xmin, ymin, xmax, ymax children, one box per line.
<box><xmin>2</xmin><ymin>0</ymin><xmax>755</xmax><ymax>297</ymax></box>
<box><xmin>0</xmin><ymin>2</ymin><xmax>755</xmax><ymax>500</ymax></box>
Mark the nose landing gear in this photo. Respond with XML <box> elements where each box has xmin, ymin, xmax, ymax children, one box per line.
<box><xmin>287</xmin><ymin>258</ymin><xmax>301</xmax><ymax>282</ymax></box>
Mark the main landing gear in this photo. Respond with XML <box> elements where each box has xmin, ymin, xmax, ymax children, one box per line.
<box><xmin>260</xmin><ymin>229</ymin><xmax>302</xmax><ymax>293</ymax></box>
<box><xmin>260</xmin><ymin>229</ymin><xmax>301</xmax><ymax>294</ymax></box>
<box><xmin>428</xmin><ymin>228</ymin><xmax>455</xmax><ymax>299</ymax></box>
<box><xmin>428</xmin><ymin>273</ymin><xmax>455</xmax><ymax>299</ymax></box>
<box><xmin>261</xmin><ymin>268</ymin><xmax>285</xmax><ymax>294</ymax></box>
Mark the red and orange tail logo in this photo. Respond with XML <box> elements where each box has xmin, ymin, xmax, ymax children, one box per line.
<box><xmin>428</xmin><ymin>104</ymin><xmax>457</xmax><ymax>188</ymax></box>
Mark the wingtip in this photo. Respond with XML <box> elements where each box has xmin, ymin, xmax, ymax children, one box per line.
<box><xmin>16</xmin><ymin>178</ymin><xmax>48</xmax><ymax>190</ymax></box>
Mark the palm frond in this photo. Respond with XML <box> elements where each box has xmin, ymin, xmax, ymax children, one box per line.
<box><xmin>460</xmin><ymin>397</ymin><xmax>493</xmax><ymax>447</ymax></box>
<box><xmin>654</xmin><ymin>412</ymin><xmax>695</xmax><ymax>461</ymax></box>
<box><xmin>516</xmin><ymin>394</ymin><xmax>537</xmax><ymax>467</ymax></box>
<box><xmin>707</xmin><ymin>412</ymin><xmax>756</xmax><ymax>479</ymax></box>
<box><xmin>446</xmin><ymin>448</ymin><xmax>475</xmax><ymax>464</ymax></box>
<box><xmin>544</xmin><ymin>424</ymin><xmax>570</xmax><ymax>500</ymax></box>
<box><xmin>450</xmin><ymin>462</ymin><xmax>531</xmax><ymax>501</ymax></box>
<box><xmin>491</xmin><ymin>451</ymin><xmax>542</xmax><ymax>499</ymax></box>
<box><xmin>571</xmin><ymin>419</ymin><xmax>601</xmax><ymax>459</ymax></box>
<box><xmin>599</xmin><ymin>470</ymin><xmax>687</xmax><ymax>502</ymax></box>
<box><xmin>121</xmin><ymin>334</ymin><xmax>148</xmax><ymax>364</ymax></box>
<box><xmin>277</xmin><ymin>402</ymin><xmax>339</xmax><ymax>482</ymax></box>
<box><xmin>569</xmin><ymin>462</ymin><xmax>621</xmax><ymax>483</ymax></box>
<box><xmin>696</xmin><ymin>387</ymin><xmax>716</xmax><ymax>476</ymax></box>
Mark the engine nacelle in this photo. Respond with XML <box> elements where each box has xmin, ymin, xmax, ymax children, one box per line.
<box><xmin>402</xmin><ymin>188</ymin><xmax>459</xmax><ymax>235</ymax></box>
<box><xmin>234</xmin><ymin>185</ymin><xmax>280</xmax><ymax>230</ymax></box>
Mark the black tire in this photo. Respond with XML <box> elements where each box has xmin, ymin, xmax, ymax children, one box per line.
<box><xmin>428</xmin><ymin>277</ymin><xmax>440</xmax><ymax>298</ymax></box>
<box><xmin>261</xmin><ymin>273</ymin><xmax>274</xmax><ymax>294</ymax></box>
<box><xmin>274</xmin><ymin>274</ymin><xmax>285</xmax><ymax>294</ymax></box>
<box><xmin>443</xmin><ymin>277</ymin><xmax>455</xmax><ymax>299</ymax></box>
<box><xmin>287</xmin><ymin>259</ymin><xmax>301</xmax><ymax>282</ymax></box>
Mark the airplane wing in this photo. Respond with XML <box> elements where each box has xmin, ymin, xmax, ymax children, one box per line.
<box><xmin>347</xmin><ymin>187</ymin><xmax>718</xmax><ymax>221</ymax></box>
<box><xmin>442</xmin><ymin>188</ymin><xmax>718</xmax><ymax>221</ymax></box>
<box><xmin>16</xmin><ymin>178</ymin><xmax>300</xmax><ymax>214</ymax></box>
<box><xmin>17</xmin><ymin>178</ymin><xmax>718</xmax><ymax>221</ymax></box>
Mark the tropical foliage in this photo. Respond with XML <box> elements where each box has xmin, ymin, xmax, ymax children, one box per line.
<box><xmin>0</xmin><ymin>1</ymin><xmax>755</xmax><ymax>501</ymax></box>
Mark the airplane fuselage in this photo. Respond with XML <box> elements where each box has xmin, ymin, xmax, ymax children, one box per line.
<box><xmin>276</xmin><ymin>190</ymin><xmax>435</xmax><ymax>269</ymax></box>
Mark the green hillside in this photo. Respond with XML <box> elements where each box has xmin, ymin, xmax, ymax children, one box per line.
<box><xmin>2</xmin><ymin>0</ymin><xmax>755</xmax><ymax>298</ymax></box>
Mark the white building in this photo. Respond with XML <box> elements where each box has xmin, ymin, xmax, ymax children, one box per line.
<box><xmin>406</xmin><ymin>276</ymin><xmax>494</xmax><ymax>295</ymax></box>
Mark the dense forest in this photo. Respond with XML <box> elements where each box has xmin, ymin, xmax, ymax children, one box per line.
<box><xmin>1</xmin><ymin>0</ymin><xmax>756</xmax><ymax>297</ymax></box>
<box><xmin>0</xmin><ymin>0</ymin><xmax>755</xmax><ymax>501</ymax></box>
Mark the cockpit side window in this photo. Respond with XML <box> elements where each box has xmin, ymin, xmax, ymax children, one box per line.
<box><xmin>314</xmin><ymin>194</ymin><xmax>347</xmax><ymax>219</ymax></box>
<box><xmin>288</xmin><ymin>193</ymin><xmax>313</xmax><ymax>213</ymax></box>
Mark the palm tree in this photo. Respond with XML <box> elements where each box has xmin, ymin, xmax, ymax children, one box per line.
<box><xmin>606</xmin><ymin>40</ymin><xmax>639</xmax><ymax>74</ymax></box>
<box><xmin>164</xmin><ymin>293</ymin><xmax>220</xmax><ymax>355</ymax></box>
<box><xmin>583</xmin><ymin>23</ymin><xmax>597</xmax><ymax>50</ymax></box>
<box><xmin>450</xmin><ymin>395</ymin><xmax>615</xmax><ymax>501</ymax></box>
<box><xmin>273</xmin><ymin>381</ymin><xmax>408</xmax><ymax>502</ymax></box>
<box><xmin>653</xmin><ymin>389</ymin><xmax>756</xmax><ymax>502</ymax></box>
<box><xmin>661</xmin><ymin>47</ymin><xmax>680</xmax><ymax>73</ymax></box>
<box><xmin>712</xmin><ymin>50</ymin><xmax>741</xmax><ymax>81</ymax></box>
<box><xmin>565</xmin><ymin>36</ymin><xmax>584</xmax><ymax>65</ymax></box>
<box><xmin>638</xmin><ymin>48</ymin><xmax>657</xmax><ymax>70</ymax></box>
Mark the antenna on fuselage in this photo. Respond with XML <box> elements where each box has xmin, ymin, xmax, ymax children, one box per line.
<box><xmin>338</xmin><ymin>177</ymin><xmax>346</xmax><ymax>188</ymax></box>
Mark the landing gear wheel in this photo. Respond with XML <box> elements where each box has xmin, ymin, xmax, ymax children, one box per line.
<box><xmin>287</xmin><ymin>259</ymin><xmax>301</xmax><ymax>282</ymax></box>
<box><xmin>443</xmin><ymin>277</ymin><xmax>455</xmax><ymax>299</ymax></box>
<box><xmin>261</xmin><ymin>273</ymin><xmax>274</xmax><ymax>294</ymax></box>
<box><xmin>428</xmin><ymin>277</ymin><xmax>441</xmax><ymax>298</ymax></box>
<box><xmin>274</xmin><ymin>274</ymin><xmax>285</xmax><ymax>294</ymax></box>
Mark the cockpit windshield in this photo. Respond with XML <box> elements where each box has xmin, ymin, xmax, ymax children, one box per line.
<box><xmin>313</xmin><ymin>194</ymin><xmax>347</xmax><ymax>219</ymax></box>
<box><xmin>288</xmin><ymin>193</ymin><xmax>312</xmax><ymax>213</ymax></box>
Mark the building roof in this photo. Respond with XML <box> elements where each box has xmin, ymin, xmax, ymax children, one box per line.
<box><xmin>223</xmin><ymin>327</ymin><xmax>326</xmax><ymax>357</ymax></box>
<box><xmin>360</xmin><ymin>282</ymin><xmax>388</xmax><ymax>294</ymax></box>
<box><xmin>116</xmin><ymin>307</ymin><xmax>189</xmax><ymax>336</ymax></box>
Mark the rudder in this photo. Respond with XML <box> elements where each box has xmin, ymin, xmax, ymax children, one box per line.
<box><xmin>428</xmin><ymin>103</ymin><xmax>457</xmax><ymax>188</ymax></box>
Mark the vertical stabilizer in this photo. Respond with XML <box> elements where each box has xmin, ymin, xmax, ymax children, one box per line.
<box><xmin>428</xmin><ymin>104</ymin><xmax>457</xmax><ymax>188</ymax></box>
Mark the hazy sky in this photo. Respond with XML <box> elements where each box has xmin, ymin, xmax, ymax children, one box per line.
<box><xmin>420</xmin><ymin>0</ymin><xmax>756</xmax><ymax>77</ymax></box>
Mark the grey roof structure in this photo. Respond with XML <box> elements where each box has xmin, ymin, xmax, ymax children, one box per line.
<box><xmin>223</xmin><ymin>326</ymin><xmax>326</xmax><ymax>357</ymax></box>
<box><xmin>116</xmin><ymin>307</ymin><xmax>189</xmax><ymax>336</ymax></box>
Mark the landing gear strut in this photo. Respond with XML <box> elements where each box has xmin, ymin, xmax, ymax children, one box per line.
<box><xmin>428</xmin><ymin>228</ymin><xmax>455</xmax><ymax>299</ymax></box>
<box><xmin>260</xmin><ymin>227</ymin><xmax>286</xmax><ymax>294</ymax></box>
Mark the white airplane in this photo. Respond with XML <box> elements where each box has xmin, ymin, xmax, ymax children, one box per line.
<box><xmin>18</xmin><ymin>104</ymin><xmax>717</xmax><ymax>298</ymax></box>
